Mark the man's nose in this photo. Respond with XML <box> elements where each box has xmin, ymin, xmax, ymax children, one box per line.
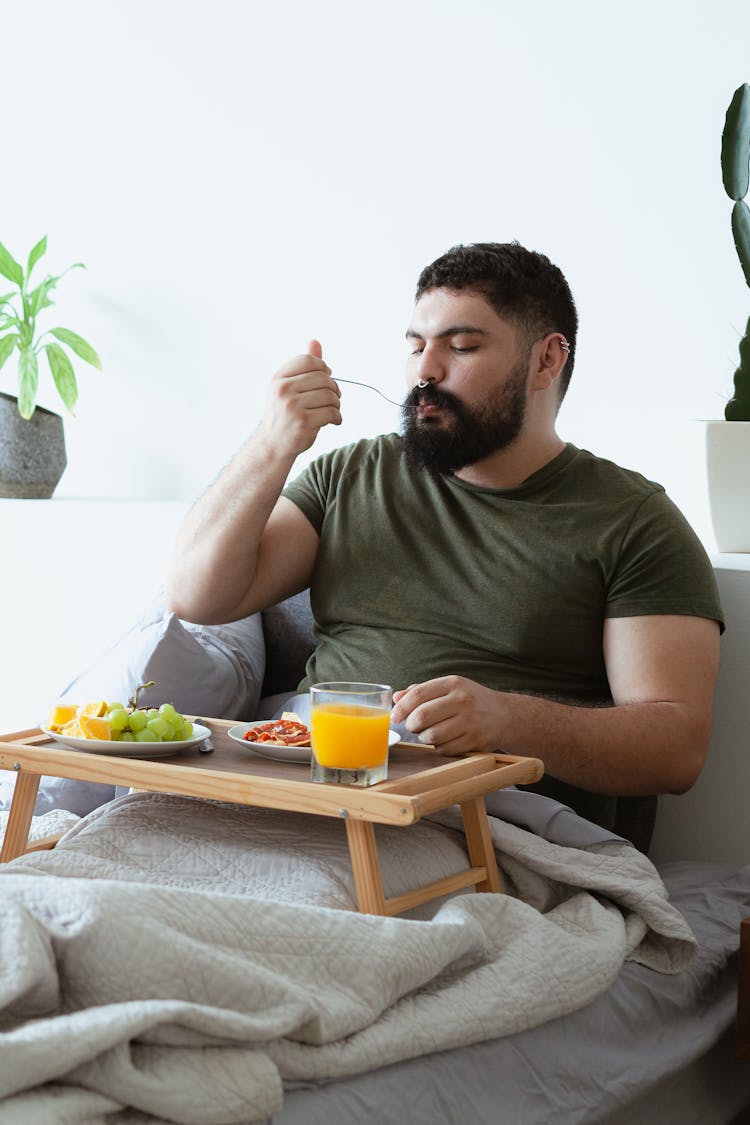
<box><xmin>415</xmin><ymin>343</ymin><xmax>445</xmax><ymax>385</ymax></box>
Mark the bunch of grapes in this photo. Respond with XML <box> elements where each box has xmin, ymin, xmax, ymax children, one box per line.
<box><xmin>107</xmin><ymin>701</ymin><xmax>194</xmax><ymax>744</ymax></box>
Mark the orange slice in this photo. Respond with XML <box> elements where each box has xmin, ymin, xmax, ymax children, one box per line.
<box><xmin>78</xmin><ymin>700</ymin><xmax>108</xmax><ymax>719</ymax></box>
<box><xmin>47</xmin><ymin>704</ymin><xmax>78</xmax><ymax>731</ymax></box>
<box><xmin>78</xmin><ymin>715</ymin><xmax>112</xmax><ymax>740</ymax></box>
<box><xmin>60</xmin><ymin>719</ymin><xmax>86</xmax><ymax>738</ymax></box>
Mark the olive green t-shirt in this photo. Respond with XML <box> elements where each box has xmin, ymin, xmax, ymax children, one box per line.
<box><xmin>282</xmin><ymin>436</ymin><xmax>723</xmax><ymax>827</ymax></box>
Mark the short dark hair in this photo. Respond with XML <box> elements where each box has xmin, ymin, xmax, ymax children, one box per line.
<box><xmin>415</xmin><ymin>241</ymin><xmax>578</xmax><ymax>401</ymax></box>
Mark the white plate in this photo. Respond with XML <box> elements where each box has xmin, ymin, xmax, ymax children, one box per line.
<box><xmin>40</xmin><ymin>723</ymin><xmax>212</xmax><ymax>758</ymax></box>
<box><xmin>228</xmin><ymin>723</ymin><xmax>400</xmax><ymax>764</ymax></box>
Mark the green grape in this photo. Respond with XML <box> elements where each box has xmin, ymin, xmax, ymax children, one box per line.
<box><xmin>146</xmin><ymin>708</ymin><xmax>159</xmax><ymax>721</ymax></box>
<box><xmin>109</xmin><ymin>702</ymin><xmax>126</xmax><ymax>713</ymax></box>
<box><xmin>128</xmin><ymin>709</ymin><xmax>148</xmax><ymax>733</ymax></box>
<box><xmin>183</xmin><ymin>722</ymin><xmax>194</xmax><ymax>738</ymax></box>
<box><xmin>120</xmin><ymin>732</ymin><xmax>135</xmax><ymax>743</ymax></box>
<box><xmin>146</xmin><ymin>716</ymin><xmax>170</xmax><ymax>740</ymax></box>
<box><xmin>108</xmin><ymin>709</ymin><xmax>129</xmax><ymax>732</ymax></box>
<box><xmin>134</xmin><ymin>728</ymin><xmax>155</xmax><ymax>743</ymax></box>
<box><xmin>111</xmin><ymin>730</ymin><xmax>122</xmax><ymax>741</ymax></box>
<box><xmin>159</xmin><ymin>703</ymin><xmax>177</xmax><ymax>722</ymax></box>
<box><xmin>170</xmin><ymin>719</ymin><xmax>187</xmax><ymax>740</ymax></box>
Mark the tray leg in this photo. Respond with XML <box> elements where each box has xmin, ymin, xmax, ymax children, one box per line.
<box><xmin>0</xmin><ymin>769</ymin><xmax>41</xmax><ymax>863</ymax></box>
<box><xmin>345</xmin><ymin>818</ymin><xmax>387</xmax><ymax>915</ymax></box>
<box><xmin>460</xmin><ymin>796</ymin><xmax>503</xmax><ymax>893</ymax></box>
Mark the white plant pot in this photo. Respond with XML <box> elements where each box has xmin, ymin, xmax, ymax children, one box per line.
<box><xmin>705</xmin><ymin>420</ymin><xmax>750</xmax><ymax>552</ymax></box>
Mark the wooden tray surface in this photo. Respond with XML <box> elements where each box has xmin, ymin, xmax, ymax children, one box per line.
<box><xmin>0</xmin><ymin>719</ymin><xmax>544</xmax><ymax>826</ymax></box>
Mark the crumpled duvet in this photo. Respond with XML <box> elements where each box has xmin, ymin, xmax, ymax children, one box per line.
<box><xmin>0</xmin><ymin>790</ymin><xmax>696</xmax><ymax>1124</ymax></box>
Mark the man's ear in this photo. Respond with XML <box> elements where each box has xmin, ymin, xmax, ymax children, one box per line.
<box><xmin>529</xmin><ymin>334</ymin><xmax>568</xmax><ymax>392</ymax></box>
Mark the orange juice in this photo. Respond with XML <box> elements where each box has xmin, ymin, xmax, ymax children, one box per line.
<box><xmin>311</xmin><ymin>703</ymin><xmax>390</xmax><ymax>768</ymax></box>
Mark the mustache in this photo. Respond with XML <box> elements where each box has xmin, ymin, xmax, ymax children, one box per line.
<box><xmin>402</xmin><ymin>383</ymin><xmax>463</xmax><ymax>412</ymax></box>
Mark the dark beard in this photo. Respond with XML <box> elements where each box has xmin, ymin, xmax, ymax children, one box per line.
<box><xmin>400</xmin><ymin>365</ymin><xmax>528</xmax><ymax>478</ymax></box>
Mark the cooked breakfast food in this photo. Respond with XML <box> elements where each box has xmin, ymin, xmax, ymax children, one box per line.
<box><xmin>242</xmin><ymin>713</ymin><xmax>311</xmax><ymax>747</ymax></box>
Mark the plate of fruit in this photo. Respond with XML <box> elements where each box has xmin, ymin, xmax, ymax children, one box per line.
<box><xmin>43</xmin><ymin>683</ymin><xmax>211</xmax><ymax>757</ymax></box>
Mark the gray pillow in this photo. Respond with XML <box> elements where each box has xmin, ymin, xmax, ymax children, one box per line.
<box><xmin>56</xmin><ymin>594</ymin><xmax>266</xmax><ymax>719</ymax></box>
<box><xmin>9</xmin><ymin>596</ymin><xmax>267</xmax><ymax>818</ymax></box>
<box><xmin>260</xmin><ymin>590</ymin><xmax>316</xmax><ymax>697</ymax></box>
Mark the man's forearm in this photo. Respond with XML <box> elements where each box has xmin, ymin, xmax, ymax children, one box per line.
<box><xmin>391</xmin><ymin>665</ymin><xmax>715</xmax><ymax>798</ymax></box>
<box><xmin>495</xmin><ymin>691</ymin><xmax>709</xmax><ymax>796</ymax></box>
<box><xmin>166</xmin><ymin>437</ymin><xmax>297</xmax><ymax>623</ymax></box>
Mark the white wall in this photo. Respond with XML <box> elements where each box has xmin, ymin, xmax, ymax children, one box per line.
<box><xmin>2</xmin><ymin>0</ymin><xmax>749</xmax><ymax>547</ymax></box>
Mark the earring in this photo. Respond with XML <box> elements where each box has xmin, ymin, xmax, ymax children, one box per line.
<box><xmin>560</xmin><ymin>340</ymin><xmax>571</xmax><ymax>353</ymax></box>
<box><xmin>417</xmin><ymin>379</ymin><xmax>431</xmax><ymax>388</ymax></box>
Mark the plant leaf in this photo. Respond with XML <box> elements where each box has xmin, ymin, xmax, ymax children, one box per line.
<box><xmin>45</xmin><ymin>342</ymin><xmax>78</xmax><ymax>413</ymax></box>
<box><xmin>732</xmin><ymin>199</ymin><xmax>750</xmax><ymax>287</ymax></box>
<box><xmin>26</xmin><ymin>235</ymin><xmax>48</xmax><ymax>279</ymax></box>
<box><xmin>0</xmin><ymin>333</ymin><xmax>17</xmax><ymax>371</ymax></box>
<box><xmin>17</xmin><ymin>347</ymin><xmax>38</xmax><ymax>419</ymax></box>
<box><xmin>0</xmin><ymin>242</ymin><xmax>23</xmax><ymax>287</ymax></box>
<box><xmin>0</xmin><ymin>291</ymin><xmax>16</xmax><ymax>308</ymax></box>
<box><xmin>722</xmin><ymin>84</ymin><xmax>750</xmax><ymax>201</ymax></box>
<box><xmin>28</xmin><ymin>275</ymin><xmax>59</xmax><ymax>317</ymax></box>
<box><xmin>50</xmin><ymin>326</ymin><xmax>102</xmax><ymax>369</ymax></box>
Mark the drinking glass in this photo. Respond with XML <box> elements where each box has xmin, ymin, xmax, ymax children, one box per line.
<box><xmin>310</xmin><ymin>682</ymin><xmax>393</xmax><ymax>786</ymax></box>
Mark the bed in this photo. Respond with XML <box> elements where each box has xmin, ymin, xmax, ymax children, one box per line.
<box><xmin>0</xmin><ymin>581</ymin><xmax>748</xmax><ymax>1124</ymax></box>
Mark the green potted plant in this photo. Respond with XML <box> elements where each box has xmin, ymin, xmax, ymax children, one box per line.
<box><xmin>707</xmin><ymin>84</ymin><xmax>750</xmax><ymax>551</ymax></box>
<box><xmin>0</xmin><ymin>236</ymin><xmax>101</xmax><ymax>498</ymax></box>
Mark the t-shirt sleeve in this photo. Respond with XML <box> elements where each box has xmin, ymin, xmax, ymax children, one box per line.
<box><xmin>282</xmin><ymin>453</ymin><xmax>333</xmax><ymax>535</ymax></box>
<box><xmin>604</xmin><ymin>490</ymin><xmax>724</xmax><ymax>631</ymax></box>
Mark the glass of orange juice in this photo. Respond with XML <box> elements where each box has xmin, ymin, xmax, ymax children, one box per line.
<box><xmin>310</xmin><ymin>682</ymin><xmax>393</xmax><ymax>786</ymax></box>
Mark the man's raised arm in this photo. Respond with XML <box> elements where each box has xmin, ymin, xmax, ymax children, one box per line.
<box><xmin>166</xmin><ymin>341</ymin><xmax>341</xmax><ymax>624</ymax></box>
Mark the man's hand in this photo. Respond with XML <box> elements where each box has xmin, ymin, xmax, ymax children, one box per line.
<box><xmin>391</xmin><ymin>676</ymin><xmax>505</xmax><ymax>756</ymax></box>
<box><xmin>258</xmin><ymin>339</ymin><xmax>342</xmax><ymax>456</ymax></box>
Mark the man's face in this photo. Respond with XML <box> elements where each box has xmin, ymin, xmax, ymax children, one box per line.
<box><xmin>400</xmin><ymin>288</ymin><xmax>531</xmax><ymax>477</ymax></box>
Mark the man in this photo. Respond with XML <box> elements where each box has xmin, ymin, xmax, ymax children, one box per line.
<box><xmin>167</xmin><ymin>242</ymin><xmax>723</xmax><ymax>839</ymax></box>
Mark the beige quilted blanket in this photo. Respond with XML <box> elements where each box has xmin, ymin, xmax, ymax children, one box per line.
<box><xmin>0</xmin><ymin>792</ymin><xmax>696</xmax><ymax>1124</ymax></box>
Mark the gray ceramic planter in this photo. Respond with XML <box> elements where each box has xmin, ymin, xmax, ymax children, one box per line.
<box><xmin>0</xmin><ymin>391</ymin><xmax>67</xmax><ymax>498</ymax></box>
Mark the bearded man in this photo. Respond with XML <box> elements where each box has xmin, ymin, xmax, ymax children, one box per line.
<box><xmin>167</xmin><ymin>242</ymin><xmax>722</xmax><ymax>844</ymax></box>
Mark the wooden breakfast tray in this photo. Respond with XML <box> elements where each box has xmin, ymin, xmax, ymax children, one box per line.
<box><xmin>0</xmin><ymin>718</ymin><xmax>544</xmax><ymax>917</ymax></box>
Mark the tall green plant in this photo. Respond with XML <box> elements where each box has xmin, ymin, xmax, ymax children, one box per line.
<box><xmin>0</xmin><ymin>236</ymin><xmax>101</xmax><ymax>419</ymax></box>
<box><xmin>722</xmin><ymin>84</ymin><xmax>750</xmax><ymax>420</ymax></box>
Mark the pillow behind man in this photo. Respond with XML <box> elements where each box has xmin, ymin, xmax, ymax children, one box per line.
<box><xmin>0</xmin><ymin>596</ymin><xmax>266</xmax><ymax>818</ymax></box>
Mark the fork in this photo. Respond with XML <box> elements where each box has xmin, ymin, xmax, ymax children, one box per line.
<box><xmin>194</xmin><ymin>719</ymin><xmax>215</xmax><ymax>753</ymax></box>
<box><xmin>335</xmin><ymin>378</ymin><xmax>403</xmax><ymax>407</ymax></box>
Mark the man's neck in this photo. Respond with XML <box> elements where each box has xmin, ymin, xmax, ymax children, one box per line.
<box><xmin>453</xmin><ymin>432</ymin><xmax>567</xmax><ymax>490</ymax></box>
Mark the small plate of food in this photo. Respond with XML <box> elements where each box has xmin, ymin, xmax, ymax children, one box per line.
<box><xmin>228</xmin><ymin>713</ymin><xmax>314</xmax><ymax>762</ymax></box>
<box><xmin>42</xmin><ymin>693</ymin><xmax>211</xmax><ymax>757</ymax></box>
<box><xmin>228</xmin><ymin>712</ymin><xmax>400</xmax><ymax>763</ymax></box>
